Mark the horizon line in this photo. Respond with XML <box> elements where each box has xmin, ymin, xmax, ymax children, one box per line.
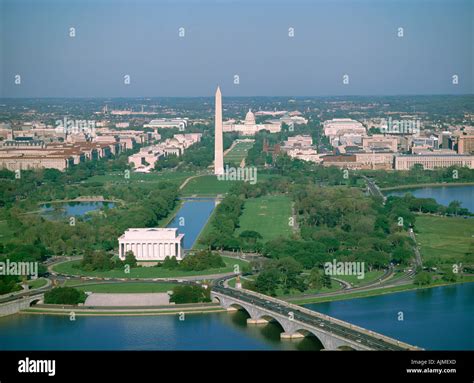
<box><xmin>0</xmin><ymin>93</ymin><xmax>473</xmax><ymax>100</ymax></box>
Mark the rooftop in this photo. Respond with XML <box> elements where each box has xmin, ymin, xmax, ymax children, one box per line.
<box><xmin>119</xmin><ymin>228</ymin><xmax>184</xmax><ymax>240</ymax></box>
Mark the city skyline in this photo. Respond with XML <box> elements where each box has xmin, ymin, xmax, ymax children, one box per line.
<box><xmin>0</xmin><ymin>1</ymin><xmax>473</xmax><ymax>375</ymax></box>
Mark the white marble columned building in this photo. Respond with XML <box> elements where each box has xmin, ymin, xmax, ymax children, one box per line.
<box><xmin>118</xmin><ymin>228</ymin><xmax>185</xmax><ymax>261</ymax></box>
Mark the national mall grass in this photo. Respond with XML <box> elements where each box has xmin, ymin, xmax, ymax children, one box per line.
<box><xmin>235</xmin><ymin>195</ymin><xmax>293</xmax><ymax>242</ymax></box>
<box><xmin>224</xmin><ymin>141</ymin><xmax>254</xmax><ymax>166</ymax></box>
<box><xmin>86</xmin><ymin>170</ymin><xmax>193</xmax><ymax>188</ymax></box>
<box><xmin>415</xmin><ymin>215</ymin><xmax>473</xmax><ymax>265</ymax></box>
<box><xmin>52</xmin><ymin>256</ymin><xmax>247</xmax><ymax>278</ymax></box>
<box><xmin>181</xmin><ymin>173</ymin><xmax>273</xmax><ymax>196</ymax></box>
<box><xmin>181</xmin><ymin>175</ymin><xmax>234</xmax><ymax>196</ymax></box>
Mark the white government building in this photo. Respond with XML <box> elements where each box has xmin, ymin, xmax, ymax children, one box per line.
<box><xmin>118</xmin><ymin>228</ymin><xmax>185</xmax><ymax>261</ymax></box>
<box><xmin>223</xmin><ymin>109</ymin><xmax>281</xmax><ymax>136</ymax></box>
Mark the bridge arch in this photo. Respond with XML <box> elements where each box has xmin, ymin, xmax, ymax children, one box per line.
<box><xmin>29</xmin><ymin>298</ymin><xmax>42</xmax><ymax>306</ymax></box>
<box><xmin>337</xmin><ymin>345</ymin><xmax>357</xmax><ymax>351</ymax></box>
<box><xmin>257</xmin><ymin>314</ymin><xmax>281</xmax><ymax>324</ymax></box>
<box><xmin>228</xmin><ymin>303</ymin><xmax>252</xmax><ymax>317</ymax></box>
<box><xmin>256</xmin><ymin>314</ymin><xmax>286</xmax><ymax>332</ymax></box>
<box><xmin>292</xmin><ymin>329</ymin><xmax>325</xmax><ymax>349</ymax></box>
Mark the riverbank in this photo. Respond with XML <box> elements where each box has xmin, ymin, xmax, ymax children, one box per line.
<box><xmin>287</xmin><ymin>277</ymin><xmax>474</xmax><ymax>305</ymax></box>
<box><xmin>20</xmin><ymin>303</ymin><xmax>225</xmax><ymax>317</ymax></box>
<box><xmin>380</xmin><ymin>182</ymin><xmax>474</xmax><ymax>192</ymax></box>
<box><xmin>157</xmin><ymin>199</ymin><xmax>184</xmax><ymax>226</ymax></box>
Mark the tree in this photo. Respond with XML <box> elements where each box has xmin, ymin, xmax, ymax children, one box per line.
<box><xmin>275</xmin><ymin>257</ymin><xmax>303</xmax><ymax>292</ymax></box>
<box><xmin>238</xmin><ymin>230</ymin><xmax>263</xmax><ymax>252</ymax></box>
<box><xmin>44</xmin><ymin>287</ymin><xmax>86</xmax><ymax>305</ymax></box>
<box><xmin>124</xmin><ymin>251</ymin><xmax>137</xmax><ymax>268</ymax></box>
<box><xmin>307</xmin><ymin>268</ymin><xmax>323</xmax><ymax>290</ymax></box>
<box><xmin>239</xmin><ymin>230</ymin><xmax>263</xmax><ymax>244</ymax></box>
<box><xmin>254</xmin><ymin>268</ymin><xmax>281</xmax><ymax>296</ymax></box>
<box><xmin>169</xmin><ymin>285</ymin><xmax>210</xmax><ymax>304</ymax></box>
<box><xmin>442</xmin><ymin>268</ymin><xmax>457</xmax><ymax>282</ymax></box>
<box><xmin>179</xmin><ymin>250</ymin><xmax>225</xmax><ymax>271</ymax></box>
<box><xmin>322</xmin><ymin>272</ymin><xmax>332</xmax><ymax>288</ymax></box>
<box><xmin>447</xmin><ymin>200</ymin><xmax>462</xmax><ymax>216</ymax></box>
<box><xmin>414</xmin><ymin>271</ymin><xmax>431</xmax><ymax>286</ymax></box>
<box><xmin>161</xmin><ymin>256</ymin><xmax>179</xmax><ymax>269</ymax></box>
<box><xmin>391</xmin><ymin>247</ymin><xmax>412</xmax><ymax>265</ymax></box>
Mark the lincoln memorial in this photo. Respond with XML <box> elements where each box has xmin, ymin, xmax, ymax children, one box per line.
<box><xmin>118</xmin><ymin>228</ymin><xmax>185</xmax><ymax>261</ymax></box>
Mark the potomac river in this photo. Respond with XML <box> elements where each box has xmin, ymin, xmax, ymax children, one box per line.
<box><xmin>386</xmin><ymin>184</ymin><xmax>474</xmax><ymax>212</ymax></box>
<box><xmin>0</xmin><ymin>189</ymin><xmax>472</xmax><ymax>350</ymax></box>
<box><xmin>0</xmin><ymin>283</ymin><xmax>472</xmax><ymax>350</ymax></box>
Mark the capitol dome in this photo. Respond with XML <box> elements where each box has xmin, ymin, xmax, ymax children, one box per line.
<box><xmin>244</xmin><ymin>109</ymin><xmax>256</xmax><ymax>125</ymax></box>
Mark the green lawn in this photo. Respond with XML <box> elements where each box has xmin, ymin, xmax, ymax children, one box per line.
<box><xmin>27</xmin><ymin>278</ymin><xmax>48</xmax><ymax>289</ymax></box>
<box><xmin>65</xmin><ymin>281</ymin><xmax>177</xmax><ymax>293</ymax></box>
<box><xmin>236</xmin><ymin>195</ymin><xmax>293</xmax><ymax>242</ymax></box>
<box><xmin>181</xmin><ymin>173</ymin><xmax>274</xmax><ymax>196</ymax></box>
<box><xmin>0</xmin><ymin>220</ymin><xmax>15</xmax><ymax>243</ymax></box>
<box><xmin>181</xmin><ymin>175</ymin><xmax>236</xmax><ymax>196</ymax></box>
<box><xmin>290</xmin><ymin>276</ymin><xmax>474</xmax><ymax>305</ymax></box>
<box><xmin>334</xmin><ymin>270</ymin><xmax>385</xmax><ymax>287</ymax></box>
<box><xmin>87</xmin><ymin>170</ymin><xmax>193</xmax><ymax>187</ymax></box>
<box><xmin>224</xmin><ymin>141</ymin><xmax>254</xmax><ymax>166</ymax></box>
<box><xmin>52</xmin><ymin>256</ymin><xmax>247</xmax><ymax>279</ymax></box>
<box><xmin>415</xmin><ymin>215</ymin><xmax>473</xmax><ymax>265</ymax></box>
<box><xmin>277</xmin><ymin>284</ymin><xmax>342</xmax><ymax>297</ymax></box>
<box><xmin>227</xmin><ymin>276</ymin><xmax>342</xmax><ymax>296</ymax></box>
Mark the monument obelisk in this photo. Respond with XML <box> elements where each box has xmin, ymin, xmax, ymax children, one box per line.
<box><xmin>214</xmin><ymin>86</ymin><xmax>224</xmax><ymax>175</ymax></box>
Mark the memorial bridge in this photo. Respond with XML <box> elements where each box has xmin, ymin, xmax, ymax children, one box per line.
<box><xmin>211</xmin><ymin>277</ymin><xmax>422</xmax><ymax>351</ymax></box>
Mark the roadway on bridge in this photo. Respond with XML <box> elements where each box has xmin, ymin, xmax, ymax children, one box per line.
<box><xmin>213</xmin><ymin>277</ymin><xmax>415</xmax><ymax>351</ymax></box>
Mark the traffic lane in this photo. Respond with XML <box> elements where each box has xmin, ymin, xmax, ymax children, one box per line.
<box><xmin>213</xmin><ymin>279</ymin><xmax>403</xmax><ymax>349</ymax></box>
<box><xmin>214</xmin><ymin>286</ymin><xmax>404</xmax><ymax>350</ymax></box>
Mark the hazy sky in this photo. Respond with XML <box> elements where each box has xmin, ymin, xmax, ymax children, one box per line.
<box><xmin>0</xmin><ymin>0</ymin><xmax>472</xmax><ymax>97</ymax></box>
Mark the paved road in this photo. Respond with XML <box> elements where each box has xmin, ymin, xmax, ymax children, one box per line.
<box><xmin>48</xmin><ymin>256</ymin><xmax>238</xmax><ymax>282</ymax></box>
<box><xmin>363</xmin><ymin>176</ymin><xmax>386</xmax><ymax>202</ymax></box>
<box><xmin>409</xmin><ymin>229</ymin><xmax>423</xmax><ymax>268</ymax></box>
<box><xmin>0</xmin><ymin>286</ymin><xmax>47</xmax><ymax>304</ymax></box>
<box><xmin>286</xmin><ymin>266</ymin><xmax>402</xmax><ymax>302</ymax></box>
<box><xmin>212</xmin><ymin>277</ymin><xmax>417</xmax><ymax>350</ymax></box>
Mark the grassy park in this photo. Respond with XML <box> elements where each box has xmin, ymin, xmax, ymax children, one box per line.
<box><xmin>415</xmin><ymin>215</ymin><xmax>473</xmax><ymax>265</ymax></box>
<box><xmin>335</xmin><ymin>270</ymin><xmax>386</xmax><ymax>287</ymax></box>
<box><xmin>27</xmin><ymin>278</ymin><xmax>48</xmax><ymax>289</ymax></box>
<box><xmin>52</xmin><ymin>256</ymin><xmax>247</xmax><ymax>279</ymax></box>
<box><xmin>64</xmin><ymin>281</ymin><xmax>177</xmax><ymax>293</ymax></box>
<box><xmin>181</xmin><ymin>175</ymin><xmax>235</xmax><ymax>196</ymax></box>
<box><xmin>87</xmin><ymin>170</ymin><xmax>193</xmax><ymax>189</ymax></box>
<box><xmin>289</xmin><ymin>275</ymin><xmax>474</xmax><ymax>305</ymax></box>
<box><xmin>181</xmin><ymin>173</ymin><xmax>274</xmax><ymax>196</ymax></box>
<box><xmin>236</xmin><ymin>195</ymin><xmax>293</xmax><ymax>242</ymax></box>
<box><xmin>0</xmin><ymin>220</ymin><xmax>14</xmax><ymax>242</ymax></box>
<box><xmin>224</xmin><ymin>141</ymin><xmax>254</xmax><ymax>166</ymax></box>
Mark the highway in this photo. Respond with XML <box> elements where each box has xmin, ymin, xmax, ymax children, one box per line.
<box><xmin>213</xmin><ymin>276</ymin><xmax>415</xmax><ymax>351</ymax></box>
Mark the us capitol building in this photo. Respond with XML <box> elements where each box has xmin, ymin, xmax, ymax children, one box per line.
<box><xmin>223</xmin><ymin>109</ymin><xmax>281</xmax><ymax>136</ymax></box>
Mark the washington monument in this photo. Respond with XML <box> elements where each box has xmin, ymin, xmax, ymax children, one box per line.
<box><xmin>214</xmin><ymin>86</ymin><xmax>224</xmax><ymax>175</ymax></box>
